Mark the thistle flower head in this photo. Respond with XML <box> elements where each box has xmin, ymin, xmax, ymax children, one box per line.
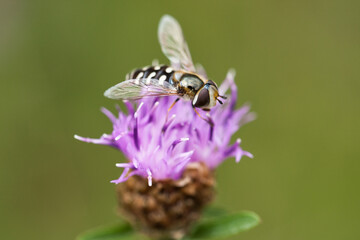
<box><xmin>75</xmin><ymin>14</ymin><xmax>258</xmax><ymax>239</ymax></box>
<box><xmin>75</xmin><ymin>69</ymin><xmax>255</xmax><ymax>186</ymax></box>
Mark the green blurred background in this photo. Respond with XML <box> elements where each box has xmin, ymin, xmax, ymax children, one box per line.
<box><xmin>1</xmin><ymin>0</ymin><xmax>359</xmax><ymax>239</ymax></box>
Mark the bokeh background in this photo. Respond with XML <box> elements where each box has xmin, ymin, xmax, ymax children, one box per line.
<box><xmin>1</xmin><ymin>0</ymin><xmax>359</xmax><ymax>239</ymax></box>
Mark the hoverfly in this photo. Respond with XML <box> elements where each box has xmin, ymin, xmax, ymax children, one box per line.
<box><xmin>104</xmin><ymin>15</ymin><xmax>226</xmax><ymax>120</ymax></box>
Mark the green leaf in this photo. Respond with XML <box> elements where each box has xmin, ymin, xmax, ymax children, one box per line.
<box><xmin>188</xmin><ymin>211</ymin><xmax>260</xmax><ymax>239</ymax></box>
<box><xmin>202</xmin><ymin>206</ymin><xmax>228</xmax><ymax>219</ymax></box>
<box><xmin>76</xmin><ymin>222</ymin><xmax>135</xmax><ymax>240</ymax></box>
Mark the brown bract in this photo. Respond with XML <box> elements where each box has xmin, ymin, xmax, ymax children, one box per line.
<box><xmin>116</xmin><ymin>162</ymin><xmax>215</xmax><ymax>239</ymax></box>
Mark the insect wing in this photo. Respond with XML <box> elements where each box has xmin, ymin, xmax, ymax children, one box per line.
<box><xmin>158</xmin><ymin>15</ymin><xmax>195</xmax><ymax>72</ymax></box>
<box><xmin>104</xmin><ymin>78</ymin><xmax>178</xmax><ymax>100</ymax></box>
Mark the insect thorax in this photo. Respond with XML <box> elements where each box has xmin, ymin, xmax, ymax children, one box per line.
<box><xmin>178</xmin><ymin>73</ymin><xmax>205</xmax><ymax>97</ymax></box>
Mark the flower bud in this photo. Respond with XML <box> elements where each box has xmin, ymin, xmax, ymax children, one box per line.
<box><xmin>116</xmin><ymin>162</ymin><xmax>215</xmax><ymax>239</ymax></box>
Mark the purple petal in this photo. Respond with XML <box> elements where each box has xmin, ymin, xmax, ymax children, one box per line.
<box><xmin>74</xmin><ymin>134</ymin><xmax>112</xmax><ymax>145</ymax></box>
<box><xmin>101</xmin><ymin>108</ymin><xmax>117</xmax><ymax>124</ymax></box>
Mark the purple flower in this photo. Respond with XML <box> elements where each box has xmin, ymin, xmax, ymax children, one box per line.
<box><xmin>75</xmin><ymin>69</ymin><xmax>255</xmax><ymax>186</ymax></box>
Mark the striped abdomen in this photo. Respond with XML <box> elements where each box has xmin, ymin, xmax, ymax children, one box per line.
<box><xmin>126</xmin><ymin>65</ymin><xmax>175</xmax><ymax>86</ymax></box>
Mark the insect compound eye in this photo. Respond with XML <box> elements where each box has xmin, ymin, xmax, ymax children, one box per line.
<box><xmin>193</xmin><ymin>87</ymin><xmax>210</xmax><ymax>108</ymax></box>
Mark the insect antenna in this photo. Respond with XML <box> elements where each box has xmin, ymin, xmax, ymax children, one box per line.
<box><xmin>217</xmin><ymin>98</ymin><xmax>223</xmax><ymax>104</ymax></box>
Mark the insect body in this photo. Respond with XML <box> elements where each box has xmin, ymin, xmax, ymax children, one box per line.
<box><xmin>104</xmin><ymin>15</ymin><xmax>226</xmax><ymax>111</ymax></box>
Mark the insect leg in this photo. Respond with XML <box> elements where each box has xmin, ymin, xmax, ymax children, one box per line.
<box><xmin>193</xmin><ymin>107</ymin><xmax>214</xmax><ymax>127</ymax></box>
<box><xmin>193</xmin><ymin>107</ymin><xmax>214</xmax><ymax>140</ymax></box>
<box><xmin>165</xmin><ymin>98</ymin><xmax>180</xmax><ymax>122</ymax></box>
